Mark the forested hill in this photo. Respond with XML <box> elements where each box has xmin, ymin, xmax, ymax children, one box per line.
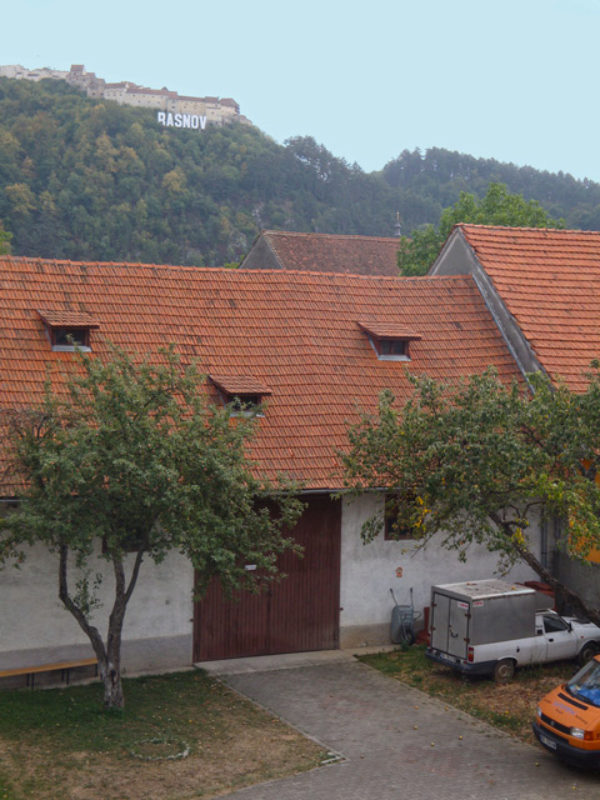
<box><xmin>1</xmin><ymin>76</ymin><xmax>600</xmax><ymax>266</ymax></box>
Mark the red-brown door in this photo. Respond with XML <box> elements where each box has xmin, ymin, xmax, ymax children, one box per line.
<box><xmin>193</xmin><ymin>495</ymin><xmax>341</xmax><ymax>661</ymax></box>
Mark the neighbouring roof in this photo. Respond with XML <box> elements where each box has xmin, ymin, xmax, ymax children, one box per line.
<box><xmin>0</xmin><ymin>256</ymin><xmax>520</xmax><ymax>491</ymax></box>
<box><xmin>457</xmin><ymin>225</ymin><xmax>600</xmax><ymax>392</ymax></box>
<box><xmin>242</xmin><ymin>231</ymin><xmax>401</xmax><ymax>276</ymax></box>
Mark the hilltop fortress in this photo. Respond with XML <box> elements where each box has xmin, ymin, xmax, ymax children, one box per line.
<box><xmin>0</xmin><ymin>63</ymin><xmax>250</xmax><ymax>127</ymax></box>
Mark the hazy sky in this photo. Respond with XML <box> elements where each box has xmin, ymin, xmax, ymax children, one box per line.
<box><xmin>4</xmin><ymin>0</ymin><xmax>599</xmax><ymax>180</ymax></box>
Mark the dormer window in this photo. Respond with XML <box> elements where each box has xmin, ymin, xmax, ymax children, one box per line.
<box><xmin>358</xmin><ymin>322</ymin><xmax>422</xmax><ymax>362</ymax></box>
<box><xmin>228</xmin><ymin>394</ymin><xmax>264</xmax><ymax>415</ymax></box>
<box><xmin>53</xmin><ymin>327</ymin><xmax>90</xmax><ymax>349</ymax></box>
<box><xmin>379</xmin><ymin>339</ymin><xmax>408</xmax><ymax>357</ymax></box>
<box><xmin>209</xmin><ymin>375</ymin><xmax>271</xmax><ymax>417</ymax></box>
<box><xmin>37</xmin><ymin>310</ymin><xmax>100</xmax><ymax>352</ymax></box>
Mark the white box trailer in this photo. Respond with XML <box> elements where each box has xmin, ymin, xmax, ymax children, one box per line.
<box><xmin>426</xmin><ymin>578</ymin><xmax>600</xmax><ymax>681</ymax></box>
<box><xmin>429</xmin><ymin>579</ymin><xmax>537</xmax><ymax>659</ymax></box>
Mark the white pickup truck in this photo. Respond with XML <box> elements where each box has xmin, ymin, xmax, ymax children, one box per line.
<box><xmin>425</xmin><ymin>579</ymin><xmax>600</xmax><ymax>682</ymax></box>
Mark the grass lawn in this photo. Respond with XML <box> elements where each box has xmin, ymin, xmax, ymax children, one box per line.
<box><xmin>0</xmin><ymin>670</ymin><xmax>326</xmax><ymax>800</ymax></box>
<box><xmin>1</xmin><ymin>648</ymin><xmax>581</xmax><ymax>799</ymax></box>
<box><xmin>359</xmin><ymin>644</ymin><xmax>578</xmax><ymax>743</ymax></box>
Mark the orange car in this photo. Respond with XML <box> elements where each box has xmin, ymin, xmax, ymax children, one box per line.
<box><xmin>533</xmin><ymin>655</ymin><xmax>600</xmax><ymax>767</ymax></box>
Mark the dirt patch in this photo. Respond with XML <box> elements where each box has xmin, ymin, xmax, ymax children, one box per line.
<box><xmin>1</xmin><ymin>725</ymin><xmax>323</xmax><ymax>800</ymax></box>
<box><xmin>69</xmin><ymin>729</ymin><xmax>319</xmax><ymax>800</ymax></box>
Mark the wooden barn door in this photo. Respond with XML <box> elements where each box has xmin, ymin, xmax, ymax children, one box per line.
<box><xmin>193</xmin><ymin>495</ymin><xmax>341</xmax><ymax>661</ymax></box>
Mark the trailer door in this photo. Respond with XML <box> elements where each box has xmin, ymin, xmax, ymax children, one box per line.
<box><xmin>430</xmin><ymin>592</ymin><xmax>451</xmax><ymax>651</ymax></box>
<box><xmin>447</xmin><ymin>599</ymin><xmax>470</xmax><ymax>658</ymax></box>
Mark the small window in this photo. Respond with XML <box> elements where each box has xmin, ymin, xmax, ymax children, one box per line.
<box><xmin>379</xmin><ymin>339</ymin><xmax>407</xmax><ymax>357</ymax></box>
<box><xmin>52</xmin><ymin>327</ymin><xmax>91</xmax><ymax>351</ymax></box>
<box><xmin>384</xmin><ymin>495</ymin><xmax>414</xmax><ymax>540</ymax></box>
<box><xmin>228</xmin><ymin>394</ymin><xmax>264</xmax><ymax>417</ymax></box>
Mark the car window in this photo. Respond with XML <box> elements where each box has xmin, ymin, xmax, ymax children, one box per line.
<box><xmin>543</xmin><ymin>614</ymin><xmax>569</xmax><ymax>633</ymax></box>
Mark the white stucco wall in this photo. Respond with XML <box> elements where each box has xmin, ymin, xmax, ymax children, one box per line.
<box><xmin>339</xmin><ymin>494</ymin><xmax>542</xmax><ymax>645</ymax></box>
<box><xmin>0</xmin><ymin>542</ymin><xmax>194</xmax><ymax>669</ymax></box>
<box><xmin>1</xmin><ymin>494</ymin><xmax>547</xmax><ymax>669</ymax></box>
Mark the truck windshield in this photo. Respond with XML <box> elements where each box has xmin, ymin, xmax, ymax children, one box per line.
<box><xmin>567</xmin><ymin>660</ymin><xmax>600</xmax><ymax>707</ymax></box>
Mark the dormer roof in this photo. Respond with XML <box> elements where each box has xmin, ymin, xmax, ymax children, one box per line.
<box><xmin>357</xmin><ymin>322</ymin><xmax>422</xmax><ymax>341</ymax></box>
<box><xmin>209</xmin><ymin>375</ymin><xmax>272</xmax><ymax>397</ymax></box>
<box><xmin>37</xmin><ymin>310</ymin><xmax>100</xmax><ymax>329</ymax></box>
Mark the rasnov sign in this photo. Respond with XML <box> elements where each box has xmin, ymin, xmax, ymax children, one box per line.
<box><xmin>157</xmin><ymin>111</ymin><xmax>207</xmax><ymax>130</ymax></box>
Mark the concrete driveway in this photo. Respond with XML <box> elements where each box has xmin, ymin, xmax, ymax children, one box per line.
<box><xmin>198</xmin><ymin>650</ymin><xmax>600</xmax><ymax>800</ymax></box>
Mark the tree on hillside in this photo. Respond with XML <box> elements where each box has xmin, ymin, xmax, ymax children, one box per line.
<box><xmin>343</xmin><ymin>367</ymin><xmax>600</xmax><ymax>625</ymax></box>
<box><xmin>382</xmin><ymin>147</ymin><xmax>600</xmax><ymax>230</ymax></box>
<box><xmin>1</xmin><ymin>347</ymin><xmax>302</xmax><ymax>708</ymax></box>
<box><xmin>398</xmin><ymin>183</ymin><xmax>564</xmax><ymax>276</ymax></box>
<box><xmin>0</xmin><ymin>221</ymin><xmax>12</xmax><ymax>254</ymax></box>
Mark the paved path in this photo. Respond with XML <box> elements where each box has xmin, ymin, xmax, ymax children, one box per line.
<box><xmin>198</xmin><ymin>651</ymin><xmax>600</xmax><ymax>800</ymax></box>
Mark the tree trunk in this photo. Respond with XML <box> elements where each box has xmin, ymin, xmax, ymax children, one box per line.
<box><xmin>102</xmin><ymin>595</ymin><xmax>126</xmax><ymax>708</ymax></box>
<box><xmin>58</xmin><ymin>544</ymin><xmax>145</xmax><ymax>710</ymax></box>
<box><xmin>101</xmin><ymin>656</ymin><xmax>124</xmax><ymax>708</ymax></box>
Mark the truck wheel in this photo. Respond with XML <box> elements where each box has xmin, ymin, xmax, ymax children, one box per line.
<box><xmin>578</xmin><ymin>642</ymin><xmax>598</xmax><ymax>666</ymax></box>
<box><xmin>493</xmin><ymin>659</ymin><xmax>515</xmax><ymax>683</ymax></box>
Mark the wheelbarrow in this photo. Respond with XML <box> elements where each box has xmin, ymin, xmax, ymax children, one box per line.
<box><xmin>390</xmin><ymin>587</ymin><xmax>417</xmax><ymax>645</ymax></box>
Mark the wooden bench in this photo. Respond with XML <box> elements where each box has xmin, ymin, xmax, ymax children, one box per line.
<box><xmin>0</xmin><ymin>657</ymin><xmax>98</xmax><ymax>688</ymax></box>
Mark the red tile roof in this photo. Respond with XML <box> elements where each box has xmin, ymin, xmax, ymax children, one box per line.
<box><xmin>458</xmin><ymin>225</ymin><xmax>600</xmax><ymax>392</ymax></box>
<box><xmin>251</xmin><ymin>231</ymin><xmax>401</xmax><ymax>276</ymax></box>
<box><xmin>0</xmin><ymin>256</ymin><xmax>520</xmax><ymax>491</ymax></box>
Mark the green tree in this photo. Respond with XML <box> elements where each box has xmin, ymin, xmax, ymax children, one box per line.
<box><xmin>4</xmin><ymin>182</ymin><xmax>36</xmax><ymax>218</ymax></box>
<box><xmin>398</xmin><ymin>183</ymin><xmax>564</xmax><ymax>276</ymax></box>
<box><xmin>1</xmin><ymin>347</ymin><xmax>302</xmax><ymax>708</ymax></box>
<box><xmin>343</xmin><ymin>367</ymin><xmax>600</xmax><ymax>624</ymax></box>
<box><xmin>0</xmin><ymin>221</ymin><xmax>11</xmax><ymax>254</ymax></box>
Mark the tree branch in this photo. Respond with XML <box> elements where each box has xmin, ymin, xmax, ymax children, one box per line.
<box><xmin>488</xmin><ymin>511</ymin><xmax>600</xmax><ymax>625</ymax></box>
<box><xmin>58</xmin><ymin>543</ymin><xmax>106</xmax><ymax>663</ymax></box>
<box><xmin>124</xmin><ymin>549</ymin><xmax>144</xmax><ymax>605</ymax></box>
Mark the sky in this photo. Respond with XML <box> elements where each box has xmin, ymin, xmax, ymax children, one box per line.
<box><xmin>4</xmin><ymin>0</ymin><xmax>600</xmax><ymax>181</ymax></box>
